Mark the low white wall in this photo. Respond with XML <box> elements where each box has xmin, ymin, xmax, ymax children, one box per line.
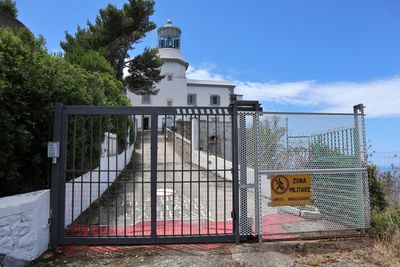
<box><xmin>101</xmin><ymin>132</ymin><xmax>118</xmax><ymax>156</ymax></box>
<box><xmin>0</xmin><ymin>189</ymin><xmax>50</xmax><ymax>262</ymax></box>
<box><xmin>192</xmin><ymin>149</ymin><xmax>233</xmax><ymax>180</ymax></box>
<box><xmin>166</xmin><ymin>129</ymin><xmax>271</xmax><ymax>195</ymax></box>
<box><xmin>65</xmin><ymin>145</ymin><xmax>134</xmax><ymax>226</ymax></box>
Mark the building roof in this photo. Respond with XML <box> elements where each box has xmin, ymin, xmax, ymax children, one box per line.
<box><xmin>187</xmin><ymin>79</ymin><xmax>236</xmax><ymax>89</ymax></box>
<box><xmin>157</xmin><ymin>19</ymin><xmax>182</xmax><ymax>35</ymax></box>
<box><xmin>0</xmin><ymin>11</ymin><xmax>26</xmax><ymax>29</ymax></box>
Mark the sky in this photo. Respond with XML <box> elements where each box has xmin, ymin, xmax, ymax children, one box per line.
<box><xmin>16</xmin><ymin>0</ymin><xmax>400</xmax><ymax>153</ymax></box>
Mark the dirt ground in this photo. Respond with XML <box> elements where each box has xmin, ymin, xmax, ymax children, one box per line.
<box><xmin>30</xmin><ymin>237</ymin><xmax>396</xmax><ymax>267</ymax></box>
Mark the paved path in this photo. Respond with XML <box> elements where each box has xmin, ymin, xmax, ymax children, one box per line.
<box><xmin>70</xmin><ymin>132</ymin><xmax>233</xmax><ymax>236</ymax></box>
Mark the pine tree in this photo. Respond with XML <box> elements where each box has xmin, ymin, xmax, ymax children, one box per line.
<box><xmin>61</xmin><ymin>0</ymin><xmax>163</xmax><ymax>95</ymax></box>
<box><xmin>0</xmin><ymin>0</ymin><xmax>18</xmax><ymax>18</ymax></box>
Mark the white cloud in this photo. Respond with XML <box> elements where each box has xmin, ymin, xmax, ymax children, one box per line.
<box><xmin>186</xmin><ymin>66</ymin><xmax>400</xmax><ymax>118</ymax></box>
<box><xmin>236</xmin><ymin>77</ymin><xmax>400</xmax><ymax>117</ymax></box>
<box><xmin>186</xmin><ymin>65</ymin><xmax>226</xmax><ymax>81</ymax></box>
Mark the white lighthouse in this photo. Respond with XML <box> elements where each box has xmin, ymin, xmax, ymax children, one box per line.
<box><xmin>128</xmin><ymin>20</ymin><xmax>236</xmax><ymax>130</ymax></box>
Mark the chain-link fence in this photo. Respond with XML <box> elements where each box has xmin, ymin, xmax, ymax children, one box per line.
<box><xmin>238</xmin><ymin>109</ymin><xmax>370</xmax><ymax>240</ymax></box>
<box><xmin>369</xmin><ymin>151</ymin><xmax>400</xmax><ymax>205</ymax></box>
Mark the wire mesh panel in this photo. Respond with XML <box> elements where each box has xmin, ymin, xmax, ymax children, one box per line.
<box><xmin>237</xmin><ymin>112</ymin><xmax>261</xmax><ymax>236</ymax></box>
<box><xmin>238</xmin><ymin>109</ymin><xmax>370</xmax><ymax>240</ymax></box>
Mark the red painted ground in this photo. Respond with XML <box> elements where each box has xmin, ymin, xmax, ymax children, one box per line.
<box><xmin>65</xmin><ymin>214</ymin><xmax>304</xmax><ymax>240</ymax></box>
<box><xmin>65</xmin><ymin>219</ymin><xmax>233</xmax><ymax>237</ymax></box>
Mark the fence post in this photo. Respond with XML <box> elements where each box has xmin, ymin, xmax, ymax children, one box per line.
<box><xmin>353</xmin><ymin>104</ymin><xmax>368</xmax><ymax>229</ymax></box>
<box><xmin>353</xmin><ymin>104</ymin><xmax>367</xmax><ymax>167</ymax></box>
<box><xmin>354</xmin><ymin>104</ymin><xmax>362</xmax><ymax>166</ymax></box>
<box><xmin>50</xmin><ymin>102</ymin><xmax>64</xmax><ymax>248</ymax></box>
<box><xmin>253</xmin><ymin>112</ymin><xmax>261</xmax><ymax>242</ymax></box>
<box><xmin>231</xmin><ymin>101</ymin><xmax>240</xmax><ymax>244</ymax></box>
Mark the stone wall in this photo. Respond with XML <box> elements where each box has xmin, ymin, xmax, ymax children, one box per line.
<box><xmin>0</xmin><ymin>189</ymin><xmax>50</xmax><ymax>263</ymax></box>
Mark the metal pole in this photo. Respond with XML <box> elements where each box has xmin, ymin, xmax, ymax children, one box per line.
<box><xmin>50</xmin><ymin>102</ymin><xmax>63</xmax><ymax>247</ymax></box>
<box><xmin>353</xmin><ymin>104</ymin><xmax>364</xmax><ymax>166</ymax></box>
<box><xmin>253</xmin><ymin>112</ymin><xmax>261</xmax><ymax>242</ymax></box>
<box><xmin>353</xmin><ymin>104</ymin><xmax>366</xmax><ymax>229</ymax></box>
<box><xmin>150</xmin><ymin>113</ymin><xmax>158</xmax><ymax>241</ymax></box>
<box><xmin>58</xmin><ymin>106</ymin><xmax>69</xmax><ymax>243</ymax></box>
<box><xmin>231</xmin><ymin>102</ymin><xmax>240</xmax><ymax>244</ymax></box>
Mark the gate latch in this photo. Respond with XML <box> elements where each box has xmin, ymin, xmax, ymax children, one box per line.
<box><xmin>48</xmin><ymin>142</ymin><xmax>60</xmax><ymax>164</ymax></box>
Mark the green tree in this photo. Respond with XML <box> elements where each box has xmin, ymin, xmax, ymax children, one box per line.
<box><xmin>61</xmin><ymin>0</ymin><xmax>164</xmax><ymax>95</ymax></box>
<box><xmin>0</xmin><ymin>27</ymin><xmax>129</xmax><ymax>197</ymax></box>
<box><xmin>63</xmin><ymin>46</ymin><xmax>115</xmax><ymax>75</ymax></box>
<box><xmin>0</xmin><ymin>0</ymin><xmax>17</xmax><ymax>18</ymax></box>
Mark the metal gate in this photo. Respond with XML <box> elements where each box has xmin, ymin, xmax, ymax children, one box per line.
<box><xmin>237</xmin><ymin>104</ymin><xmax>371</xmax><ymax>241</ymax></box>
<box><xmin>50</xmin><ymin>104</ymin><xmax>237</xmax><ymax>245</ymax></box>
<box><xmin>50</xmin><ymin>102</ymin><xmax>371</xmax><ymax>246</ymax></box>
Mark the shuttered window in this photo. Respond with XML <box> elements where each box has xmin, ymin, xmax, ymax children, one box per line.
<box><xmin>187</xmin><ymin>94</ymin><xmax>197</xmax><ymax>106</ymax></box>
<box><xmin>210</xmin><ymin>95</ymin><xmax>220</xmax><ymax>106</ymax></box>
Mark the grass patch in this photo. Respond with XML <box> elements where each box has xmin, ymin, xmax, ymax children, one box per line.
<box><xmin>371</xmin><ymin>206</ymin><xmax>400</xmax><ymax>237</ymax></box>
<box><xmin>369</xmin><ymin>206</ymin><xmax>400</xmax><ymax>266</ymax></box>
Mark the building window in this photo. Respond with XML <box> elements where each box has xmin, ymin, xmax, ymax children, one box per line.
<box><xmin>210</xmin><ymin>95</ymin><xmax>220</xmax><ymax>106</ymax></box>
<box><xmin>167</xmin><ymin>74</ymin><xmax>173</xmax><ymax>81</ymax></box>
<box><xmin>187</xmin><ymin>94</ymin><xmax>197</xmax><ymax>106</ymax></box>
<box><xmin>167</xmin><ymin>99</ymin><xmax>173</xmax><ymax>106</ymax></box>
<box><xmin>174</xmin><ymin>39</ymin><xmax>180</xmax><ymax>49</ymax></box>
<box><xmin>142</xmin><ymin>94</ymin><xmax>151</xmax><ymax>104</ymax></box>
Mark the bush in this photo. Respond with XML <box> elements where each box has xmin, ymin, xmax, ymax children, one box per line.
<box><xmin>371</xmin><ymin>207</ymin><xmax>400</xmax><ymax>237</ymax></box>
<box><xmin>0</xmin><ymin>27</ymin><xmax>129</xmax><ymax>197</ymax></box>
<box><xmin>368</xmin><ymin>164</ymin><xmax>388</xmax><ymax>212</ymax></box>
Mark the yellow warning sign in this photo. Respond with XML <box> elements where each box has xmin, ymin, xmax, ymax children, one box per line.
<box><xmin>270</xmin><ymin>174</ymin><xmax>312</xmax><ymax>206</ymax></box>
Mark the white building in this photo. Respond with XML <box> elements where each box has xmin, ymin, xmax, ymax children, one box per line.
<box><xmin>128</xmin><ymin>20</ymin><xmax>238</xmax><ymax>130</ymax></box>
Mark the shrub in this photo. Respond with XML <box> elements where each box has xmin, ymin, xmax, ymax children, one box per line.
<box><xmin>0</xmin><ymin>27</ymin><xmax>129</xmax><ymax>197</ymax></box>
<box><xmin>368</xmin><ymin>164</ymin><xmax>388</xmax><ymax>212</ymax></box>
<box><xmin>371</xmin><ymin>207</ymin><xmax>400</xmax><ymax>237</ymax></box>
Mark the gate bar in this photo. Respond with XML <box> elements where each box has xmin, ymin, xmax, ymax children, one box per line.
<box><xmin>151</xmin><ymin>114</ymin><xmax>158</xmax><ymax>240</ymax></box>
<box><xmin>231</xmin><ymin>101</ymin><xmax>240</xmax><ymax>244</ymax></box>
<box><xmin>259</xmin><ymin>168</ymin><xmax>367</xmax><ymax>175</ymax></box>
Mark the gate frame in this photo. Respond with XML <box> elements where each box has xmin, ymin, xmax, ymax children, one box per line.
<box><xmin>50</xmin><ymin>103</ymin><xmax>243</xmax><ymax>247</ymax></box>
<box><xmin>50</xmin><ymin>102</ymin><xmax>368</xmax><ymax>246</ymax></box>
<box><xmin>230</xmin><ymin>101</ymin><xmax>263</xmax><ymax>243</ymax></box>
<box><xmin>251</xmin><ymin>104</ymin><xmax>369</xmax><ymax>239</ymax></box>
